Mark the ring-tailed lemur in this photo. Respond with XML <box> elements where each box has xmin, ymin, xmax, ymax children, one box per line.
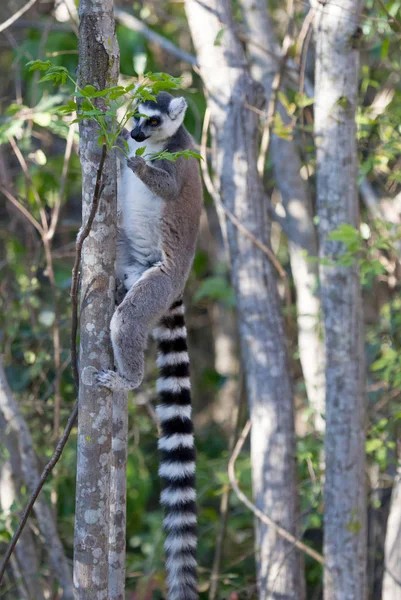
<box><xmin>96</xmin><ymin>92</ymin><xmax>202</xmax><ymax>600</ymax></box>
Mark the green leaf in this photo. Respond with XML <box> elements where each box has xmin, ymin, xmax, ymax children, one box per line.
<box><xmin>214</xmin><ymin>28</ymin><xmax>225</xmax><ymax>46</ymax></box>
<box><xmin>135</xmin><ymin>147</ymin><xmax>146</xmax><ymax>156</ymax></box>
<box><xmin>366</xmin><ymin>438</ymin><xmax>383</xmax><ymax>453</ymax></box>
<box><xmin>39</xmin><ymin>66</ymin><xmax>69</xmax><ymax>86</ymax></box>
<box><xmin>328</xmin><ymin>224</ymin><xmax>361</xmax><ymax>252</ymax></box>
<box><xmin>295</xmin><ymin>92</ymin><xmax>315</xmax><ymax>108</ymax></box>
<box><xmin>80</xmin><ymin>85</ymin><xmax>97</xmax><ymax>97</ymax></box>
<box><xmin>26</xmin><ymin>59</ymin><xmax>52</xmax><ymax>72</ymax></box>
<box><xmin>58</xmin><ymin>101</ymin><xmax>77</xmax><ymax>115</ymax></box>
<box><xmin>194</xmin><ymin>276</ymin><xmax>236</xmax><ymax>306</ymax></box>
<box><xmin>147</xmin><ymin>149</ymin><xmax>202</xmax><ymax>163</ymax></box>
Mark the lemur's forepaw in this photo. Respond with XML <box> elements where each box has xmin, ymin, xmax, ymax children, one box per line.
<box><xmin>96</xmin><ymin>370</ymin><xmax>139</xmax><ymax>391</ymax></box>
<box><xmin>127</xmin><ymin>156</ymin><xmax>145</xmax><ymax>173</ymax></box>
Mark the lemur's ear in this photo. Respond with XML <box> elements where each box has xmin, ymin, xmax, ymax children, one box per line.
<box><xmin>168</xmin><ymin>97</ymin><xmax>187</xmax><ymax>121</ymax></box>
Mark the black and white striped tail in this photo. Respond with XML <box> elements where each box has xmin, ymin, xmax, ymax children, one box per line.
<box><xmin>153</xmin><ymin>299</ymin><xmax>198</xmax><ymax>600</ymax></box>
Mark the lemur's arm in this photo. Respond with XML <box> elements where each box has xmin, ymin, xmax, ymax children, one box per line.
<box><xmin>127</xmin><ymin>156</ymin><xmax>183</xmax><ymax>202</ymax></box>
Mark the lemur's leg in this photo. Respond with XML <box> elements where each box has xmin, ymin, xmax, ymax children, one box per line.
<box><xmin>96</xmin><ymin>265</ymin><xmax>173</xmax><ymax>391</ymax></box>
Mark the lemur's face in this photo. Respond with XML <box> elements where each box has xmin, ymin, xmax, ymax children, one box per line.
<box><xmin>130</xmin><ymin>93</ymin><xmax>187</xmax><ymax>144</ymax></box>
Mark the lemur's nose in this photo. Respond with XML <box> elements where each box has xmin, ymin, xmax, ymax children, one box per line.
<box><xmin>131</xmin><ymin>128</ymin><xmax>146</xmax><ymax>142</ymax></box>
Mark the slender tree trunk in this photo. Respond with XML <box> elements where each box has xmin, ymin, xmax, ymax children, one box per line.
<box><xmin>0</xmin><ymin>410</ymin><xmax>46</xmax><ymax>600</ymax></box>
<box><xmin>240</xmin><ymin>0</ymin><xmax>325</xmax><ymax>432</ymax></box>
<box><xmin>186</xmin><ymin>2</ymin><xmax>304</xmax><ymax>598</ymax></box>
<box><xmin>314</xmin><ymin>2</ymin><xmax>367</xmax><ymax>598</ymax></box>
<box><xmin>107</xmin><ymin>392</ymin><xmax>128</xmax><ymax>600</ymax></box>
<box><xmin>0</xmin><ymin>359</ymin><xmax>73</xmax><ymax>599</ymax></box>
<box><xmin>73</xmin><ymin>1</ymin><xmax>120</xmax><ymax>598</ymax></box>
<box><xmin>382</xmin><ymin>469</ymin><xmax>401</xmax><ymax>598</ymax></box>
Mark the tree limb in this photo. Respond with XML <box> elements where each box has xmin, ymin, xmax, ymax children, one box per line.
<box><xmin>228</xmin><ymin>420</ymin><xmax>325</xmax><ymax>566</ymax></box>
<box><xmin>0</xmin><ymin>0</ymin><xmax>38</xmax><ymax>33</ymax></box>
<box><xmin>114</xmin><ymin>8</ymin><xmax>198</xmax><ymax>66</ymax></box>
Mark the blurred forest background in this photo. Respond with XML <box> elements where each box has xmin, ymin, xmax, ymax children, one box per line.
<box><xmin>1</xmin><ymin>0</ymin><xmax>401</xmax><ymax>598</ymax></box>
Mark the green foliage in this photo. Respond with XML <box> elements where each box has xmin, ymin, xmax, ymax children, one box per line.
<box><xmin>2</xmin><ymin>3</ymin><xmax>401</xmax><ymax>598</ymax></box>
<box><xmin>214</xmin><ymin>28</ymin><xmax>225</xmax><ymax>46</ymax></box>
<box><xmin>311</xmin><ymin>221</ymin><xmax>401</xmax><ymax>286</ymax></box>
<box><xmin>24</xmin><ymin>60</ymin><xmax>198</xmax><ymax>166</ymax></box>
<box><xmin>194</xmin><ymin>276</ymin><xmax>236</xmax><ymax>307</ymax></box>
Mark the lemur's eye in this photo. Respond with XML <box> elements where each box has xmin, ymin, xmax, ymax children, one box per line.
<box><xmin>149</xmin><ymin>118</ymin><xmax>159</xmax><ymax>126</ymax></box>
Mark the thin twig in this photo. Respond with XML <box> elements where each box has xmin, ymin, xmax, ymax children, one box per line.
<box><xmin>228</xmin><ymin>420</ymin><xmax>325</xmax><ymax>566</ymax></box>
<box><xmin>48</xmin><ymin>121</ymin><xmax>76</xmax><ymax>240</ymax></box>
<box><xmin>298</xmin><ymin>9</ymin><xmax>314</xmax><ymax>158</ymax></box>
<box><xmin>257</xmin><ymin>0</ymin><xmax>295</xmax><ymax>176</ymax></box>
<box><xmin>71</xmin><ymin>144</ymin><xmax>107</xmax><ymax>388</ymax></box>
<box><xmin>8</xmin><ymin>136</ymin><xmax>63</xmax><ymax>442</ymax></box>
<box><xmin>201</xmin><ymin>107</ymin><xmax>286</xmax><ymax>279</ymax></box>
<box><xmin>295</xmin><ymin>7</ymin><xmax>315</xmax><ymax>63</ymax></box>
<box><xmin>0</xmin><ymin>186</ymin><xmax>44</xmax><ymax>236</ymax></box>
<box><xmin>114</xmin><ymin>8</ymin><xmax>198</xmax><ymax>66</ymax></box>
<box><xmin>0</xmin><ymin>0</ymin><xmax>38</xmax><ymax>33</ymax></box>
<box><xmin>9</xmin><ymin>136</ymin><xmax>48</xmax><ymax>234</ymax></box>
<box><xmin>0</xmin><ymin>145</ymin><xmax>108</xmax><ymax>583</ymax></box>
<box><xmin>0</xmin><ymin>403</ymin><xmax>78</xmax><ymax>583</ymax></box>
<box><xmin>376</xmin><ymin>0</ymin><xmax>401</xmax><ymax>31</ymax></box>
<box><xmin>209</xmin><ymin>373</ymin><xmax>245</xmax><ymax>600</ymax></box>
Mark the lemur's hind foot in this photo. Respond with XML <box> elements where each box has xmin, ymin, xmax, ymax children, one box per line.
<box><xmin>96</xmin><ymin>369</ymin><xmax>141</xmax><ymax>391</ymax></box>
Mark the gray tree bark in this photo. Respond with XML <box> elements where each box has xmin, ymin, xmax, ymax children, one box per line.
<box><xmin>107</xmin><ymin>392</ymin><xmax>128</xmax><ymax>600</ymax></box>
<box><xmin>0</xmin><ymin>358</ymin><xmax>73</xmax><ymax>599</ymax></box>
<box><xmin>73</xmin><ymin>1</ymin><xmax>120</xmax><ymax>598</ymax></box>
<box><xmin>186</xmin><ymin>1</ymin><xmax>304</xmax><ymax>598</ymax></box>
<box><xmin>0</xmin><ymin>407</ymin><xmax>45</xmax><ymax>600</ymax></box>
<box><xmin>314</xmin><ymin>2</ymin><xmax>367</xmax><ymax>598</ymax></box>
<box><xmin>382</xmin><ymin>469</ymin><xmax>401</xmax><ymax>599</ymax></box>
<box><xmin>239</xmin><ymin>0</ymin><xmax>326</xmax><ymax>432</ymax></box>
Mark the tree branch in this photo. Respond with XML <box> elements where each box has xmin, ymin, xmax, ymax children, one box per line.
<box><xmin>114</xmin><ymin>8</ymin><xmax>198</xmax><ymax>66</ymax></box>
<box><xmin>228</xmin><ymin>420</ymin><xmax>325</xmax><ymax>566</ymax></box>
<box><xmin>0</xmin><ymin>0</ymin><xmax>38</xmax><ymax>33</ymax></box>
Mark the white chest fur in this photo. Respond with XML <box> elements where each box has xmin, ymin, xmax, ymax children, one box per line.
<box><xmin>117</xmin><ymin>137</ymin><xmax>165</xmax><ymax>286</ymax></box>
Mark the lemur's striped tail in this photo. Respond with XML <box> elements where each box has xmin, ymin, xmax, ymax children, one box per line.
<box><xmin>153</xmin><ymin>299</ymin><xmax>198</xmax><ymax>600</ymax></box>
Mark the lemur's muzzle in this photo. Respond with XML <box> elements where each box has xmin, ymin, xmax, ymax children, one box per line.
<box><xmin>131</xmin><ymin>127</ymin><xmax>148</xmax><ymax>142</ymax></box>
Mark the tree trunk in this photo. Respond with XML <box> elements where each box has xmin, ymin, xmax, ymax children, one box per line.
<box><xmin>314</xmin><ymin>2</ymin><xmax>367</xmax><ymax>598</ymax></box>
<box><xmin>0</xmin><ymin>359</ymin><xmax>73</xmax><ymax>599</ymax></box>
<box><xmin>73</xmin><ymin>1</ymin><xmax>120</xmax><ymax>598</ymax></box>
<box><xmin>186</xmin><ymin>1</ymin><xmax>304</xmax><ymax>598</ymax></box>
<box><xmin>0</xmin><ymin>409</ymin><xmax>46</xmax><ymax>600</ymax></box>
<box><xmin>382</xmin><ymin>469</ymin><xmax>401</xmax><ymax>599</ymax></box>
<box><xmin>107</xmin><ymin>392</ymin><xmax>128</xmax><ymax>600</ymax></box>
<box><xmin>239</xmin><ymin>0</ymin><xmax>326</xmax><ymax>432</ymax></box>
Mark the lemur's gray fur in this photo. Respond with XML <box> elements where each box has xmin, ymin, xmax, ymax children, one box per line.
<box><xmin>97</xmin><ymin>91</ymin><xmax>202</xmax><ymax>392</ymax></box>
<box><xmin>96</xmin><ymin>92</ymin><xmax>202</xmax><ymax>600</ymax></box>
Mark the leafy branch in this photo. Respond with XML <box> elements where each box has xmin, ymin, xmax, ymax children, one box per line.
<box><xmin>26</xmin><ymin>62</ymin><xmax>201</xmax><ymax>163</ymax></box>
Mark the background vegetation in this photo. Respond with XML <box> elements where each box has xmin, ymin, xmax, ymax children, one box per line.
<box><xmin>1</xmin><ymin>0</ymin><xmax>401</xmax><ymax>598</ymax></box>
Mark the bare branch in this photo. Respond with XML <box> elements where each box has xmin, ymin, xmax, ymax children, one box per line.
<box><xmin>209</xmin><ymin>373</ymin><xmax>245</xmax><ymax>600</ymax></box>
<box><xmin>0</xmin><ymin>0</ymin><xmax>38</xmax><ymax>33</ymax></box>
<box><xmin>48</xmin><ymin>118</ymin><xmax>76</xmax><ymax>240</ymax></box>
<box><xmin>0</xmin><ymin>360</ymin><xmax>75</xmax><ymax>598</ymax></box>
<box><xmin>201</xmin><ymin>107</ymin><xmax>286</xmax><ymax>280</ymax></box>
<box><xmin>257</xmin><ymin>0</ymin><xmax>295</xmax><ymax>176</ymax></box>
<box><xmin>228</xmin><ymin>420</ymin><xmax>325</xmax><ymax>566</ymax></box>
<box><xmin>0</xmin><ymin>186</ymin><xmax>44</xmax><ymax>236</ymax></box>
<box><xmin>114</xmin><ymin>8</ymin><xmax>198</xmax><ymax>66</ymax></box>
